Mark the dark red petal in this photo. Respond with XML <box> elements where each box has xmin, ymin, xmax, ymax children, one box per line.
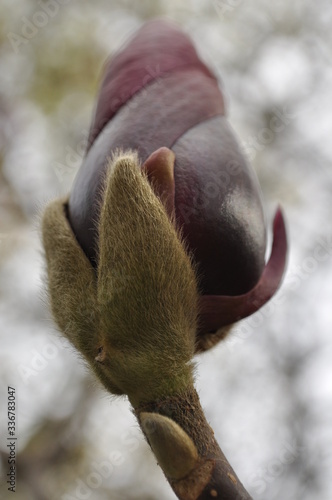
<box><xmin>87</xmin><ymin>19</ymin><xmax>218</xmax><ymax>150</ymax></box>
<box><xmin>69</xmin><ymin>71</ymin><xmax>224</xmax><ymax>265</ymax></box>
<box><xmin>173</xmin><ymin>115</ymin><xmax>266</xmax><ymax>296</ymax></box>
<box><xmin>197</xmin><ymin>208</ymin><xmax>288</xmax><ymax>334</ymax></box>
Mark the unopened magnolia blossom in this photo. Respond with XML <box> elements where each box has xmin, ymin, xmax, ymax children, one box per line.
<box><xmin>42</xmin><ymin>19</ymin><xmax>287</xmax><ymax>500</ymax></box>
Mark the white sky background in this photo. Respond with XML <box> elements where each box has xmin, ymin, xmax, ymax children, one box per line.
<box><xmin>0</xmin><ymin>0</ymin><xmax>332</xmax><ymax>499</ymax></box>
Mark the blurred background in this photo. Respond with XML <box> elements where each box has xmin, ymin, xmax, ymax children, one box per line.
<box><xmin>0</xmin><ymin>0</ymin><xmax>331</xmax><ymax>499</ymax></box>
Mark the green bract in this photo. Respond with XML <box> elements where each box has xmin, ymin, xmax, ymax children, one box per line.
<box><xmin>42</xmin><ymin>152</ymin><xmax>198</xmax><ymax>408</ymax></box>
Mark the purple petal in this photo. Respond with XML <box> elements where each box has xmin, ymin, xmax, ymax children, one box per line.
<box><xmin>197</xmin><ymin>208</ymin><xmax>288</xmax><ymax>334</ymax></box>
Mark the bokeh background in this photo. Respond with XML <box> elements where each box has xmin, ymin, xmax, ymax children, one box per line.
<box><xmin>1</xmin><ymin>1</ymin><xmax>331</xmax><ymax>499</ymax></box>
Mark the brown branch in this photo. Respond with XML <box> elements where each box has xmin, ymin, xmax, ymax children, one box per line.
<box><xmin>134</xmin><ymin>387</ymin><xmax>253</xmax><ymax>500</ymax></box>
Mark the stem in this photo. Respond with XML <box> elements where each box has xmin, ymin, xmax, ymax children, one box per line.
<box><xmin>134</xmin><ymin>387</ymin><xmax>253</xmax><ymax>500</ymax></box>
